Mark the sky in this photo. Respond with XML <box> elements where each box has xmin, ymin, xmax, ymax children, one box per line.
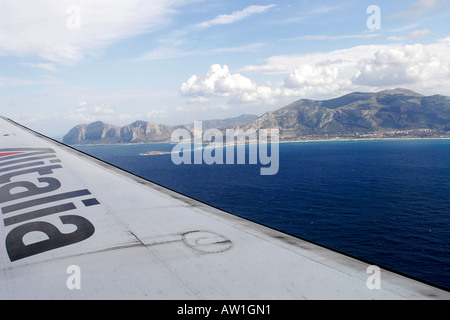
<box><xmin>0</xmin><ymin>0</ymin><xmax>449</xmax><ymax>137</ymax></box>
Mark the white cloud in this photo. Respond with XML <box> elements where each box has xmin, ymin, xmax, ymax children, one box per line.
<box><xmin>278</xmin><ymin>5</ymin><xmax>338</xmax><ymax>24</ymax></box>
<box><xmin>72</xmin><ymin>107</ymin><xmax>87</xmax><ymax>113</ymax></box>
<box><xmin>146</xmin><ymin>108</ymin><xmax>167</xmax><ymax>119</ymax></box>
<box><xmin>388</xmin><ymin>29</ymin><xmax>432</xmax><ymax>41</ymax></box>
<box><xmin>277</xmin><ymin>64</ymin><xmax>355</xmax><ymax>101</ymax></box>
<box><xmin>240</xmin><ymin>44</ymin><xmax>392</xmax><ymax>75</ymax></box>
<box><xmin>196</xmin><ymin>4</ymin><xmax>276</xmax><ymax>28</ymax></box>
<box><xmin>284</xmin><ymin>65</ymin><xmax>338</xmax><ymax>88</ymax></box>
<box><xmin>67</xmin><ymin>108</ymin><xmax>96</xmax><ymax>123</ymax></box>
<box><xmin>283</xmin><ymin>34</ymin><xmax>380</xmax><ymax>41</ymax></box>
<box><xmin>0</xmin><ymin>76</ymin><xmax>57</xmax><ymax>87</ymax></box>
<box><xmin>9</xmin><ymin>113</ymin><xmax>59</xmax><ymax>125</ymax></box>
<box><xmin>183</xmin><ymin>39</ymin><xmax>450</xmax><ymax>104</ymax></box>
<box><xmin>180</xmin><ymin>64</ymin><xmax>275</xmax><ymax>103</ymax></box>
<box><xmin>118</xmin><ymin>114</ymin><xmax>134</xmax><ymax>121</ymax></box>
<box><xmin>391</xmin><ymin>0</ymin><xmax>442</xmax><ymax>18</ymax></box>
<box><xmin>140</xmin><ymin>42</ymin><xmax>265</xmax><ymax>61</ymax></box>
<box><xmin>201</xmin><ymin>104</ymin><xmax>231</xmax><ymax>111</ymax></box>
<box><xmin>307</xmin><ymin>5</ymin><xmax>339</xmax><ymax>15</ymax></box>
<box><xmin>282</xmin><ymin>64</ymin><xmax>352</xmax><ymax>98</ymax></box>
<box><xmin>0</xmin><ymin>0</ymin><xmax>188</xmax><ymax>65</ymax></box>
<box><xmin>387</xmin><ymin>36</ymin><xmax>404</xmax><ymax>41</ymax></box>
<box><xmin>21</xmin><ymin>62</ymin><xmax>57</xmax><ymax>72</ymax></box>
<box><xmin>187</xmin><ymin>96</ymin><xmax>210</xmax><ymax>104</ymax></box>
<box><xmin>181</xmin><ymin>64</ymin><xmax>254</xmax><ymax>98</ymax></box>
<box><xmin>353</xmin><ymin>43</ymin><xmax>450</xmax><ymax>90</ymax></box>
<box><xmin>407</xmin><ymin>29</ymin><xmax>432</xmax><ymax>40</ymax></box>
<box><xmin>139</xmin><ymin>46</ymin><xmax>194</xmax><ymax>60</ymax></box>
<box><xmin>67</xmin><ymin>104</ymin><xmax>114</xmax><ymax>123</ymax></box>
<box><xmin>117</xmin><ymin>108</ymin><xmax>168</xmax><ymax>122</ymax></box>
<box><xmin>208</xmin><ymin>43</ymin><xmax>265</xmax><ymax>54</ymax></box>
<box><xmin>94</xmin><ymin>105</ymin><xmax>114</xmax><ymax>114</ymax></box>
<box><xmin>388</xmin><ymin>23</ymin><xmax>420</xmax><ymax>33</ymax></box>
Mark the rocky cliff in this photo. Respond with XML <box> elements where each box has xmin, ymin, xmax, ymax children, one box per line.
<box><xmin>63</xmin><ymin>121</ymin><xmax>121</xmax><ymax>145</ymax></box>
<box><xmin>63</xmin><ymin>120</ymin><xmax>178</xmax><ymax>145</ymax></box>
<box><xmin>63</xmin><ymin>114</ymin><xmax>258</xmax><ymax>145</ymax></box>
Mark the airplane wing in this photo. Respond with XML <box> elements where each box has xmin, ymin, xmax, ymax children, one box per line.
<box><xmin>0</xmin><ymin>116</ymin><xmax>449</xmax><ymax>300</ymax></box>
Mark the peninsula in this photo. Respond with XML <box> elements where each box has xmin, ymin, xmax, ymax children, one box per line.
<box><xmin>63</xmin><ymin>89</ymin><xmax>450</xmax><ymax>145</ymax></box>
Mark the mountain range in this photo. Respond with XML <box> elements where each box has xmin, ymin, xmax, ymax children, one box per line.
<box><xmin>62</xmin><ymin>114</ymin><xmax>258</xmax><ymax>145</ymax></box>
<box><xmin>63</xmin><ymin>88</ymin><xmax>450</xmax><ymax>145</ymax></box>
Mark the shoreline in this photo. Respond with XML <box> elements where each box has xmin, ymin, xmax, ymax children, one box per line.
<box><xmin>73</xmin><ymin>136</ymin><xmax>450</xmax><ymax>149</ymax></box>
<box><xmin>129</xmin><ymin>136</ymin><xmax>450</xmax><ymax>156</ymax></box>
<box><xmin>279</xmin><ymin>136</ymin><xmax>450</xmax><ymax>144</ymax></box>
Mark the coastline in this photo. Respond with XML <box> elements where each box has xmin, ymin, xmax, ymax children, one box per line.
<box><xmin>278</xmin><ymin>136</ymin><xmax>450</xmax><ymax>144</ymax></box>
<box><xmin>134</xmin><ymin>136</ymin><xmax>450</xmax><ymax>156</ymax></box>
<box><xmin>73</xmin><ymin>136</ymin><xmax>450</xmax><ymax>151</ymax></box>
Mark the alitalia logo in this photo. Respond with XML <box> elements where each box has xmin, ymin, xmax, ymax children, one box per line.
<box><xmin>0</xmin><ymin>148</ymin><xmax>98</xmax><ymax>261</ymax></box>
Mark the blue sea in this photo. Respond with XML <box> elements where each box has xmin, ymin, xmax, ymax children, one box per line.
<box><xmin>75</xmin><ymin>139</ymin><xmax>450</xmax><ymax>290</ymax></box>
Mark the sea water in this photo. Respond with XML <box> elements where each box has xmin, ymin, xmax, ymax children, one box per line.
<box><xmin>75</xmin><ymin>139</ymin><xmax>450</xmax><ymax>290</ymax></box>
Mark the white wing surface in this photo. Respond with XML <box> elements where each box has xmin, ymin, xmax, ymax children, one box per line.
<box><xmin>0</xmin><ymin>116</ymin><xmax>448</xmax><ymax>299</ymax></box>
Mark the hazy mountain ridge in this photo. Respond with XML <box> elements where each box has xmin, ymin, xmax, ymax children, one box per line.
<box><xmin>63</xmin><ymin>89</ymin><xmax>450</xmax><ymax>145</ymax></box>
<box><xmin>63</xmin><ymin>114</ymin><xmax>259</xmax><ymax>145</ymax></box>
